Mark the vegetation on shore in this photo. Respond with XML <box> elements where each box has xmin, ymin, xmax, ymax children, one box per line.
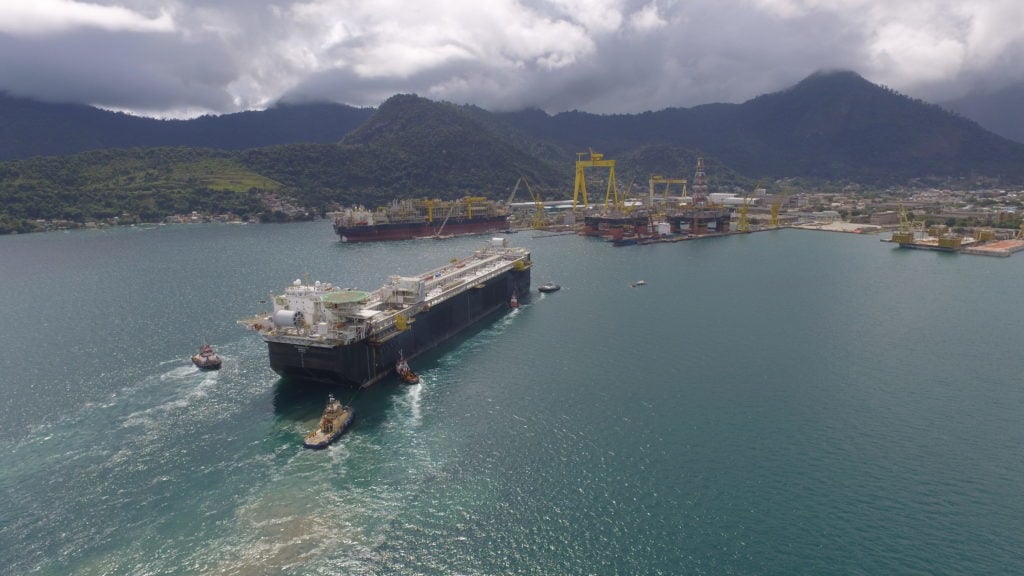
<box><xmin>3</xmin><ymin>71</ymin><xmax>1024</xmax><ymax>235</ymax></box>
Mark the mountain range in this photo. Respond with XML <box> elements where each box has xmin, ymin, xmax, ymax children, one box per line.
<box><xmin>0</xmin><ymin>94</ymin><xmax>373</xmax><ymax>160</ymax></box>
<box><xmin>941</xmin><ymin>83</ymin><xmax>1024</xmax><ymax>145</ymax></box>
<box><xmin>3</xmin><ymin>71</ymin><xmax>1024</xmax><ymax>233</ymax></box>
<box><xmin>3</xmin><ymin>71</ymin><xmax>1023</xmax><ymax>187</ymax></box>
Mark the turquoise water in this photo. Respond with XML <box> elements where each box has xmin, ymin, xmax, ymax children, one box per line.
<box><xmin>1</xmin><ymin>222</ymin><xmax>1022</xmax><ymax>575</ymax></box>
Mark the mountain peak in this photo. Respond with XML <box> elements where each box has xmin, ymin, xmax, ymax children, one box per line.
<box><xmin>783</xmin><ymin>69</ymin><xmax>878</xmax><ymax>97</ymax></box>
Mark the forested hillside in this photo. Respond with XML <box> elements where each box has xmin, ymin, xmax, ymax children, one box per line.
<box><xmin>492</xmin><ymin>71</ymin><xmax>1024</xmax><ymax>184</ymax></box>
<box><xmin>4</xmin><ymin>71</ymin><xmax>1024</xmax><ymax>234</ymax></box>
<box><xmin>0</xmin><ymin>93</ymin><xmax>372</xmax><ymax>160</ymax></box>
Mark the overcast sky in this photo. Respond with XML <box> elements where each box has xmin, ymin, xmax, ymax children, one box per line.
<box><xmin>0</xmin><ymin>0</ymin><xmax>1021</xmax><ymax>118</ymax></box>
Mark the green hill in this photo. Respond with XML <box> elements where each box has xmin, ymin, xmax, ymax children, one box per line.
<box><xmin>492</xmin><ymin>71</ymin><xmax>1024</xmax><ymax>184</ymax></box>
<box><xmin>5</xmin><ymin>71</ymin><xmax>1024</xmax><ymax>234</ymax></box>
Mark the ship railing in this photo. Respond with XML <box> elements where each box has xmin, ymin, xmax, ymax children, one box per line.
<box><xmin>265</xmin><ymin>331</ymin><xmax>339</xmax><ymax>347</ymax></box>
<box><xmin>422</xmin><ymin>260</ymin><xmax>518</xmax><ymax>308</ymax></box>
<box><xmin>422</xmin><ymin>255</ymin><xmax>501</xmax><ymax>291</ymax></box>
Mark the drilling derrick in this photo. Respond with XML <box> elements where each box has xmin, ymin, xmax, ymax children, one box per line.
<box><xmin>691</xmin><ymin>157</ymin><xmax>708</xmax><ymax>207</ymax></box>
<box><xmin>666</xmin><ymin>157</ymin><xmax>730</xmax><ymax>235</ymax></box>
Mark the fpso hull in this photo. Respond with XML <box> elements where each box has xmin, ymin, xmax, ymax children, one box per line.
<box><xmin>335</xmin><ymin>215</ymin><xmax>509</xmax><ymax>242</ymax></box>
<box><xmin>266</xmin><ymin>265</ymin><xmax>530</xmax><ymax>386</ymax></box>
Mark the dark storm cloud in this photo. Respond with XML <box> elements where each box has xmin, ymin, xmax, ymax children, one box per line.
<box><xmin>0</xmin><ymin>28</ymin><xmax>238</xmax><ymax>113</ymax></box>
<box><xmin>1</xmin><ymin>0</ymin><xmax>1022</xmax><ymax>117</ymax></box>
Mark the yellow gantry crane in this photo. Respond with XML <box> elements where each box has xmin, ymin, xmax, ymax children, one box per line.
<box><xmin>572</xmin><ymin>150</ymin><xmax>617</xmax><ymax>209</ymax></box>
<box><xmin>648</xmin><ymin>175</ymin><xmax>687</xmax><ymax>212</ymax></box>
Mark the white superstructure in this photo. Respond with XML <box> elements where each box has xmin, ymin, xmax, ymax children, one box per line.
<box><xmin>240</xmin><ymin>238</ymin><xmax>531</xmax><ymax>348</ymax></box>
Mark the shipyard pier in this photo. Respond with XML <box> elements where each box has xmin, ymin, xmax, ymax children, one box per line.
<box><xmin>240</xmin><ymin>238</ymin><xmax>531</xmax><ymax>387</ymax></box>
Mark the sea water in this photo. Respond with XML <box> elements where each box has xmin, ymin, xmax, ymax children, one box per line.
<box><xmin>1</xmin><ymin>222</ymin><xmax>1022</xmax><ymax>575</ymax></box>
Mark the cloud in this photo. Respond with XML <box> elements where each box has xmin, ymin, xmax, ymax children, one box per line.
<box><xmin>0</xmin><ymin>0</ymin><xmax>1022</xmax><ymax>117</ymax></box>
<box><xmin>747</xmin><ymin>0</ymin><xmax>1024</xmax><ymax>99</ymax></box>
<box><xmin>629</xmin><ymin>2</ymin><xmax>666</xmax><ymax>32</ymax></box>
<box><xmin>0</xmin><ymin>1</ymin><xmax>174</xmax><ymax>36</ymax></box>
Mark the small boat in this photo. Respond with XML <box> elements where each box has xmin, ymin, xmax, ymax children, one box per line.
<box><xmin>303</xmin><ymin>394</ymin><xmax>354</xmax><ymax>449</ymax></box>
<box><xmin>510</xmin><ymin>292</ymin><xmax>519</xmax><ymax>308</ymax></box>
<box><xmin>631</xmin><ymin>280</ymin><xmax>647</xmax><ymax>288</ymax></box>
<box><xmin>538</xmin><ymin>282</ymin><xmax>561</xmax><ymax>293</ymax></box>
<box><xmin>396</xmin><ymin>352</ymin><xmax>420</xmax><ymax>385</ymax></box>
<box><xmin>191</xmin><ymin>343</ymin><xmax>222</xmax><ymax>370</ymax></box>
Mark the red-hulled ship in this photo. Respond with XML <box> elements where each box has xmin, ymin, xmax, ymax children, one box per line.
<box><xmin>330</xmin><ymin>197</ymin><xmax>510</xmax><ymax>243</ymax></box>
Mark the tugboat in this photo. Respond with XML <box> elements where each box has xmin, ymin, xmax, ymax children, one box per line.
<box><xmin>396</xmin><ymin>352</ymin><xmax>420</xmax><ymax>385</ymax></box>
<box><xmin>191</xmin><ymin>343</ymin><xmax>222</xmax><ymax>370</ymax></box>
<box><xmin>303</xmin><ymin>394</ymin><xmax>354</xmax><ymax>449</ymax></box>
<box><xmin>538</xmin><ymin>282</ymin><xmax>561</xmax><ymax>293</ymax></box>
<box><xmin>510</xmin><ymin>291</ymin><xmax>520</xmax><ymax>308</ymax></box>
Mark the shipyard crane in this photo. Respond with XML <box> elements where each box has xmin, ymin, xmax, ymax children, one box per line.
<box><xmin>523</xmin><ymin>178</ymin><xmax>548</xmax><ymax>229</ymax></box>
<box><xmin>769</xmin><ymin>190</ymin><xmax>787</xmax><ymax>228</ymax></box>
<box><xmin>892</xmin><ymin>203</ymin><xmax>925</xmax><ymax>243</ymax></box>
<box><xmin>572</xmin><ymin>150</ymin><xmax>617</xmax><ymax>209</ymax></box>
<box><xmin>736</xmin><ymin>196</ymin><xmax>753</xmax><ymax>233</ymax></box>
<box><xmin>613</xmin><ymin>176</ymin><xmax>637</xmax><ymax>213</ymax></box>
<box><xmin>736</xmin><ymin>180</ymin><xmax>762</xmax><ymax>233</ymax></box>
<box><xmin>648</xmin><ymin>175</ymin><xmax>687</xmax><ymax>209</ymax></box>
<box><xmin>508</xmin><ymin>176</ymin><xmax>546</xmax><ymax>229</ymax></box>
<box><xmin>507</xmin><ymin>177</ymin><xmax>525</xmax><ymax>206</ymax></box>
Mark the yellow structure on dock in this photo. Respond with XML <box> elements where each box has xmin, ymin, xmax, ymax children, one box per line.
<box><xmin>572</xmin><ymin>151</ymin><xmax>617</xmax><ymax>209</ymax></box>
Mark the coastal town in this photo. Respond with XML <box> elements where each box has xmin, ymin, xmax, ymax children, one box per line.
<box><xmin>16</xmin><ymin>183</ymin><xmax>1024</xmax><ymax>237</ymax></box>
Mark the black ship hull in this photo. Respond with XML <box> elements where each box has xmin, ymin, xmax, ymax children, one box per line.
<box><xmin>266</xmin><ymin>265</ymin><xmax>530</xmax><ymax>387</ymax></box>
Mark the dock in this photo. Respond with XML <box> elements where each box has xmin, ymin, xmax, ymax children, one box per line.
<box><xmin>962</xmin><ymin>239</ymin><xmax>1024</xmax><ymax>257</ymax></box>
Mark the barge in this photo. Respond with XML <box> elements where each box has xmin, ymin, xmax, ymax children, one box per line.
<box><xmin>241</xmin><ymin>238</ymin><xmax>531</xmax><ymax>387</ymax></box>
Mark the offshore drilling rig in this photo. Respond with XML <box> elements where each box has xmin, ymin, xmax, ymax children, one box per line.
<box><xmin>665</xmin><ymin>157</ymin><xmax>731</xmax><ymax>235</ymax></box>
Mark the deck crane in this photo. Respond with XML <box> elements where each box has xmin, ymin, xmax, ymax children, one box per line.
<box><xmin>891</xmin><ymin>203</ymin><xmax>925</xmax><ymax>243</ymax></box>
